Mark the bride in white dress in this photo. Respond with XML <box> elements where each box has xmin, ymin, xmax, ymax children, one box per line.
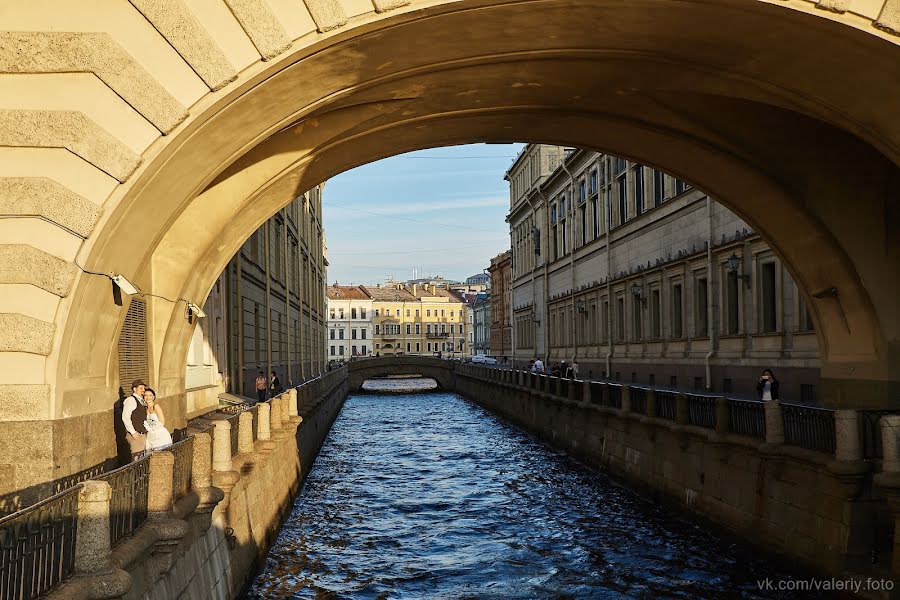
<box><xmin>143</xmin><ymin>388</ymin><xmax>173</xmax><ymax>450</ymax></box>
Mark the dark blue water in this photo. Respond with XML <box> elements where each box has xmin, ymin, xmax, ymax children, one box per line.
<box><xmin>248</xmin><ymin>388</ymin><xmax>835</xmax><ymax>599</ymax></box>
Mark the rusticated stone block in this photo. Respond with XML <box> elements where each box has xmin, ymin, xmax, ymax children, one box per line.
<box><xmin>0</xmin><ymin>313</ymin><xmax>55</xmax><ymax>355</ymax></box>
<box><xmin>0</xmin><ymin>384</ymin><xmax>50</xmax><ymax>421</ymax></box>
<box><xmin>372</xmin><ymin>0</ymin><xmax>410</xmax><ymax>13</ymax></box>
<box><xmin>0</xmin><ymin>110</ymin><xmax>141</xmax><ymax>182</ymax></box>
<box><xmin>0</xmin><ymin>32</ymin><xmax>188</xmax><ymax>134</ymax></box>
<box><xmin>0</xmin><ymin>244</ymin><xmax>78</xmax><ymax>297</ymax></box>
<box><xmin>0</xmin><ymin>178</ymin><xmax>102</xmax><ymax>238</ymax></box>
<box><xmin>302</xmin><ymin>0</ymin><xmax>348</xmax><ymax>32</ymax></box>
<box><xmin>875</xmin><ymin>0</ymin><xmax>900</xmax><ymax>35</ymax></box>
<box><xmin>225</xmin><ymin>0</ymin><xmax>292</xmax><ymax>60</ymax></box>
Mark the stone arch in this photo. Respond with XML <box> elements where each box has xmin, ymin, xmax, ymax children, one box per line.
<box><xmin>347</xmin><ymin>357</ymin><xmax>455</xmax><ymax>391</ymax></box>
<box><xmin>1</xmin><ymin>0</ymin><xmax>898</xmax><ymax>488</ymax></box>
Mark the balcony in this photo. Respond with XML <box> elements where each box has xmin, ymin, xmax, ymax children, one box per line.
<box><xmin>426</xmin><ymin>332</ymin><xmax>450</xmax><ymax>339</ymax></box>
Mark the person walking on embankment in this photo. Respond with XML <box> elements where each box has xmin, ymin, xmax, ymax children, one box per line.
<box><xmin>255</xmin><ymin>370</ymin><xmax>267</xmax><ymax>403</ymax></box>
<box><xmin>757</xmin><ymin>369</ymin><xmax>780</xmax><ymax>401</ymax></box>
<box><xmin>121</xmin><ymin>379</ymin><xmax>148</xmax><ymax>458</ymax></box>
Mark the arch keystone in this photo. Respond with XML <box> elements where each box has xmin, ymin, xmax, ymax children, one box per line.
<box><xmin>128</xmin><ymin>0</ymin><xmax>238</xmax><ymax>91</ymax></box>
<box><xmin>0</xmin><ymin>178</ymin><xmax>101</xmax><ymax>238</ymax></box>
<box><xmin>224</xmin><ymin>0</ymin><xmax>292</xmax><ymax>60</ymax></box>
<box><xmin>0</xmin><ymin>110</ymin><xmax>141</xmax><ymax>183</ymax></box>
<box><xmin>0</xmin><ymin>244</ymin><xmax>78</xmax><ymax>297</ymax></box>
<box><xmin>0</xmin><ymin>32</ymin><xmax>188</xmax><ymax>134</ymax></box>
<box><xmin>0</xmin><ymin>313</ymin><xmax>55</xmax><ymax>355</ymax></box>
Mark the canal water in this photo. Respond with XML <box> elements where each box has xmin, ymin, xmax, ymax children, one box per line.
<box><xmin>248</xmin><ymin>382</ymin><xmax>836</xmax><ymax>599</ymax></box>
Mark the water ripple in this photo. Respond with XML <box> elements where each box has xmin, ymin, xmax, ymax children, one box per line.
<box><xmin>247</xmin><ymin>390</ymin><xmax>838</xmax><ymax>599</ymax></box>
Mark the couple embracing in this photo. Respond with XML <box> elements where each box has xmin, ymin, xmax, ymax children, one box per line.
<box><xmin>122</xmin><ymin>379</ymin><xmax>173</xmax><ymax>458</ymax></box>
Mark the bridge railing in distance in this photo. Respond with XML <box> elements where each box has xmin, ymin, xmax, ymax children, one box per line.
<box><xmin>686</xmin><ymin>393</ymin><xmax>717</xmax><ymax>429</ymax></box>
<box><xmin>653</xmin><ymin>389</ymin><xmax>676</xmax><ymax>420</ymax></box>
<box><xmin>727</xmin><ymin>399</ymin><xmax>767</xmax><ymax>439</ymax></box>
<box><xmin>606</xmin><ymin>383</ymin><xmax>623</xmax><ymax>409</ymax></box>
<box><xmin>629</xmin><ymin>386</ymin><xmax>647</xmax><ymax>415</ymax></box>
<box><xmin>781</xmin><ymin>403</ymin><xmax>836</xmax><ymax>455</ymax></box>
<box><xmin>169</xmin><ymin>437</ymin><xmax>194</xmax><ymax>501</ymax></box>
<box><xmin>0</xmin><ymin>484</ymin><xmax>80</xmax><ymax>600</ymax></box>
<box><xmin>96</xmin><ymin>455</ymin><xmax>150</xmax><ymax>548</ymax></box>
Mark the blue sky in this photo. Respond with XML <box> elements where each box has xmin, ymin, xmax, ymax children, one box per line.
<box><xmin>322</xmin><ymin>143</ymin><xmax>524</xmax><ymax>286</ymax></box>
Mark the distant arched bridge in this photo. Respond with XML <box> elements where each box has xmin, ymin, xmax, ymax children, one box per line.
<box><xmin>346</xmin><ymin>357</ymin><xmax>457</xmax><ymax>392</ymax></box>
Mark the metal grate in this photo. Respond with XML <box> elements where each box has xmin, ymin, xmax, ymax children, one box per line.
<box><xmin>116</xmin><ymin>298</ymin><xmax>148</xmax><ymax>397</ymax></box>
<box><xmin>687</xmin><ymin>394</ymin><xmax>717</xmax><ymax>429</ymax></box>
<box><xmin>654</xmin><ymin>390</ymin><xmax>677</xmax><ymax>421</ymax></box>
<box><xmin>96</xmin><ymin>455</ymin><xmax>150</xmax><ymax>547</ymax></box>
<box><xmin>170</xmin><ymin>437</ymin><xmax>194</xmax><ymax>500</ymax></box>
<box><xmin>728</xmin><ymin>399</ymin><xmax>766</xmax><ymax>439</ymax></box>
<box><xmin>782</xmin><ymin>403</ymin><xmax>836</xmax><ymax>455</ymax></box>
<box><xmin>606</xmin><ymin>384</ymin><xmax>622</xmax><ymax>409</ymax></box>
<box><xmin>0</xmin><ymin>485</ymin><xmax>80</xmax><ymax>600</ymax></box>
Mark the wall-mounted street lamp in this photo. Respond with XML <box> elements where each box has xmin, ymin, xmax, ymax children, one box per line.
<box><xmin>630</xmin><ymin>282</ymin><xmax>647</xmax><ymax>306</ymax></box>
<box><xmin>575</xmin><ymin>298</ymin><xmax>587</xmax><ymax>314</ymax></box>
<box><xmin>727</xmin><ymin>253</ymin><xmax>751</xmax><ymax>288</ymax></box>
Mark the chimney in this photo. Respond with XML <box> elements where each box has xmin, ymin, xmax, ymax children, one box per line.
<box><xmin>413</xmin><ymin>284</ymin><xmax>417</xmax><ymax>295</ymax></box>
<box><xmin>431</xmin><ymin>284</ymin><xmax>436</xmax><ymax>295</ymax></box>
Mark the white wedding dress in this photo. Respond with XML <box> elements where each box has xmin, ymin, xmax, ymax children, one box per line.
<box><xmin>145</xmin><ymin>412</ymin><xmax>173</xmax><ymax>450</ymax></box>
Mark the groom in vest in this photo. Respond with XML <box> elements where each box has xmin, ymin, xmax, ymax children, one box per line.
<box><xmin>122</xmin><ymin>379</ymin><xmax>148</xmax><ymax>458</ymax></box>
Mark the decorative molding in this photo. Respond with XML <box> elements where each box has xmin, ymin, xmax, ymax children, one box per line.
<box><xmin>0</xmin><ymin>244</ymin><xmax>78</xmax><ymax>297</ymax></box>
<box><xmin>0</xmin><ymin>178</ymin><xmax>102</xmax><ymax>239</ymax></box>
<box><xmin>224</xmin><ymin>0</ymin><xmax>292</xmax><ymax>60</ymax></box>
<box><xmin>302</xmin><ymin>0</ymin><xmax>348</xmax><ymax>32</ymax></box>
<box><xmin>128</xmin><ymin>0</ymin><xmax>238</xmax><ymax>91</ymax></box>
<box><xmin>0</xmin><ymin>110</ymin><xmax>142</xmax><ymax>183</ymax></box>
<box><xmin>0</xmin><ymin>32</ymin><xmax>188</xmax><ymax>135</ymax></box>
<box><xmin>0</xmin><ymin>313</ymin><xmax>55</xmax><ymax>356</ymax></box>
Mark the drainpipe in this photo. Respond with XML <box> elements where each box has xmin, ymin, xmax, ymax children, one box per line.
<box><xmin>704</xmin><ymin>197</ymin><xmax>717</xmax><ymax>390</ymax></box>
<box><xmin>604</xmin><ymin>159</ymin><xmax>613</xmax><ymax>379</ymax></box>
<box><xmin>283</xmin><ymin>212</ymin><xmax>291</xmax><ymax>385</ymax></box>
<box><xmin>524</xmin><ymin>194</ymin><xmax>539</xmax><ymax>361</ymax></box>
<box><xmin>264</xmin><ymin>221</ymin><xmax>272</xmax><ymax>394</ymax></box>
<box><xmin>561</xmin><ymin>160</ymin><xmax>578</xmax><ymax>363</ymax></box>
<box><xmin>538</xmin><ymin>188</ymin><xmax>551</xmax><ymax>364</ymax></box>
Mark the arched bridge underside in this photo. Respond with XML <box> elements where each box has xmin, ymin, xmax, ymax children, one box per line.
<box><xmin>348</xmin><ymin>357</ymin><xmax>455</xmax><ymax>391</ymax></box>
<box><xmin>0</xmin><ymin>0</ymin><xmax>898</xmax><ymax>490</ymax></box>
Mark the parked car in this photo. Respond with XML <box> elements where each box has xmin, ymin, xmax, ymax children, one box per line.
<box><xmin>471</xmin><ymin>354</ymin><xmax>497</xmax><ymax>365</ymax></box>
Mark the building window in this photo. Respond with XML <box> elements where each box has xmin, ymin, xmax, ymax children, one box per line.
<box><xmin>696</xmin><ymin>277</ymin><xmax>708</xmax><ymax>337</ymax></box>
<box><xmin>375</xmin><ymin>309</ymin><xmax>380</xmax><ymax>317</ymax></box>
<box><xmin>579</xmin><ymin>203</ymin><xmax>587</xmax><ymax>246</ymax></box>
<box><xmin>351</xmin><ymin>307</ymin><xmax>357</xmax><ymax>319</ymax></box>
<box><xmin>352</xmin><ymin>329</ymin><xmax>358</xmax><ymax>339</ymax></box>
<box><xmin>441</xmin><ymin>310</ymin><xmax>445</xmax><ymax>317</ymax></box>
<box><xmin>650</xmin><ymin>289</ymin><xmax>661</xmax><ymax>339</ymax></box>
<box><xmin>760</xmin><ymin>261</ymin><xmax>778</xmax><ymax>332</ymax></box>
<box><xmin>632</xmin><ymin>165</ymin><xmax>644</xmax><ymax>217</ymax></box>
<box><xmin>591</xmin><ymin>195</ymin><xmax>599</xmax><ymax>239</ymax></box>
<box><xmin>329</xmin><ymin>329</ymin><xmax>335</xmax><ymax>340</ymax></box>
<box><xmin>427</xmin><ymin>309</ymin><xmax>431</xmax><ymax>317</ymax></box>
<box><xmin>632</xmin><ymin>295</ymin><xmax>642</xmax><ymax>341</ymax></box>
<box><xmin>617</xmin><ymin>175</ymin><xmax>627</xmax><ymax>226</ymax></box>
<box><xmin>330</xmin><ymin>345</ymin><xmax>335</xmax><ymax>355</ymax></box>
<box><xmin>361</xmin><ymin>308</ymin><xmax>366</xmax><ymax>319</ymax></box>
<box><xmin>416</xmin><ymin>323</ymin><xmax>421</xmax><ymax>334</ymax></box>
<box><xmin>672</xmin><ymin>283</ymin><xmax>683</xmax><ymax>338</ymax></box>
<box><xmin>352</xmin><ymin>345</ymin><xmax>358</xmax><ymax>356</ymax></box>
<box><xmin>674</xmin><ymin>179</ymin><xmax>687</xmax><ymax>195</ymax></box>
<box><xmin>406</xmin><ymin>324</ymin><xmax>411</xmax><ymax>334</ymax></box>
<box><xmin>653</xmin><ymin>170</ymin><xmax>665</xmax><ymax>206</ymax></box>
<box><xmin>338</xmin><ymin>308</ymin><xmax>344</xmax><ymax>320</ymax></box>
<box><xmin>339</xmin><ymin>346</ymin><xmax>344</xmax><ymax>356</ymax></box>
<box><xmin>361</xmin><ymin>330</ymin><xmax>367</xmax><ymax>339</ymax></box>
<box><xmin>427</xmin><ymin>343</ymin><xmax>432</xmax><ymax>352</ymax></box>
<box><xmin>426</xmin><ymin>324</ymin><xmax>432</xmax><ymax>334</ymax></box>
<box><xmin>375</xmin><ymin>324</ymin><xmax>380</xmax><ymax>334</ymax></box>
<box><xmin>415</xmin><ymin>309</ymin><xmax>420</xmax><ymax>317</ymax></box>
<box><xmin>338</xmin><ymin>329</ymin><xmax>344</xmax><ymax>340</ymax></box>
<box><xmin>616</xmin><ymin>298</ymin><xmax>625</xmax><ymax>341</ymax></box>
<box><xmin>726</xmin><ymin>271</ymin><xmax>740</xmax><ymax>335</ymax></box>
<box><xmin>589</xmin><ymin>169</ymin><xmax>598</xmax><ymax>195</ymax></box>
<box><xmin>416</xmin><ymin>343</ymin><xmax>420</xmax><ymax>352</ymax></box>
<box><xmin>407</xmin><ymin>343</ymin><xmax>411</xmax><ymax>352</ymax></box>
<box><xmin>329</xmin><ymin>308</ymin><xmax>335</xmax><ymax>319</ymax></box>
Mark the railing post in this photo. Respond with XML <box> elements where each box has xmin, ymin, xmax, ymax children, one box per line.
<box><xmin>582</xmin><ymin>380</ymin><xmax>592</xmax><ymax>405</ymax></box>
<box><xmin>147</xmin><ymin>451</ymin><xmax>175</xmax><ymax>520</ymax></box>
<box><xmin>600</xmin><ymin>383</ymin><xmax>609</xmax><ymax>407</ymax></box>
<box><xmin>834</xmin><ymin>409</ymin><xmax>862</xmax><ymax>462</ymax></box>
<box><xmin>212</xmin><ymin>420</ymin><xmax>233</xmax><ymax>473</ymax></box>
<box><xmin>74</xmin><ymin>480</ymin><xmax>114</xmax><ymax>575</ymax></box>
<box><xmin>621</xmin><ymin>385</ymin><xmax>631</xmax><ymax>412</ymax></box>
<box><xmin>280</xmin><ymin>391</ymin><xmax>291</xmax><ymax>424</ymax></box>
<box><xmin>645</xmin><ymin>389</ymin><xmax>656</xmax><ymax>418</ymax></box>
<box><xmin>257</xmin><ymin>402</ymin><xmax>272</xmax><ymax>442</ymax></box>
<box><xmin>675</xmin><ymin>393</ymin><xmax>688</xmax><ymax>425</ymax></box>
<box><xmin>764</xmin><ymin>400</ymin><xmax>785</xmax><ymax>445</ymax></box>
<box><xmin>190</xmin><ymin>430</ymin><xmax>223</xmax><ymax>528</ymax></box>
<box><xmin>883</xmin><ymin>415</ymin><xmax>900</xmax><ymax>473</ymax></box>
<box><xmin>238</xmin><ymin>411</ymin><xmax>255</xmax><ymax>455</ymax></box>
<box><xmin>568</xmin><ymin>379</ymin><xmax>577</xmax><ymax>403</ymax></box>
<box><xmin>288</xmin><ymin>388</ymin><xmax>300</xmax><ymax>420</ymax></box>
<box><xmin>714</xmin><ymin>397</ymin><xmax>729</xmax><ymax>435</ymax></box>
<box><xmin>270</xmin><ymin>397</ymin><xmax>284</xmax><ymax>433</ymax></box>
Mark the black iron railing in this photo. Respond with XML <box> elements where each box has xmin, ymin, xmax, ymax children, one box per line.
<box><xmin>170</xmin><ymin>436</ymin><xmax>194</xmax><ymax>500</ymax></box>
<box><xmin>589</xmin><ymin>382</ymin><xmax>603</xmax><ymax>405</ymax></box>
<box><xmin>558</xmin><ymin>378</ymin><xmax>569</xmax><ymax>399</ymax></box>
<box><xmin>687</xmin><ymin>394</ymin><xmax>717</xmax><ymax>429</ymax></box>
<box><xmin>607</xmin><ymin>384</ymin><xmax>623</xmax><ymax>409</ymax></box>
<box><xmin>97</xmin><ymin>456</ymin><xmax>149</xmax><ymax>547</ymax></box>
<box><xmin>654</xmin><ymin>390</ymin><xmax>677</xmax><ymax>421</ymax></box>
<box><xmin>859</xmin><ymin>410</ymin><xmax>898</xmax><ymax>460</ymax></box>
<box><xmin>728</xmin><ymin>399</ymin><xmax>766</xmax><ymax>439</ymax></box>
<box><xmin>0</xmin><ymin>485</ymin><xmax>80</xmax><ymax>600</ymax></box>
<box><xmin>630</xmin><ymin>387</ymin><xmax>648</xmax><ymax>415</ymax></box>
<box><xmin>782</xmin><ymin>403</ymin><xmax>836</xmax><ymax>455</ymax></box>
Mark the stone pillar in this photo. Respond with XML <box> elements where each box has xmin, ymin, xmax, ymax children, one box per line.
<box><xmin>568</xmin><ymin>379</ymin><xmax>577</xmax><ymax>403</ymax></box>
<box><xmin>288</xmin><ymin>388</ymin><xmax>299</xmax><ymax>418</ymax></box>
<box><xmin>764</xmin><ymin>400</ymin><xmax>785</xmax><ymax>445</ymax></box>
<box><xmin>621</xmin><ymin>385</ymin><xmax>631</xmax><ymax>413</ymax></box>
<box><xmin>280</xmin><ymin>391</ymin><xmax>291</xmax><ymax>424</ymax></box>
<box><xmin>238</xmin><ymin>411</ymin><xmax>255</xmax><ymax>455</ymax></box>
<box><xmin>190</xmin><ymin>431</ymin><xmax>223</xmax><ymax>529</ymax></box>
<box><xmin>645</xmin><ymin>389</ymin><xmax>656</xmax><ymax>419</ymax></box>
<box><xmin>883</xmin><ymin>415</ymin><xmax>900</xmax><ymax>473</ymax></box>
<box><xmin>714</xmin><ymin>397</ymin><xmax>729</xmax><ymax>435</ymax></box>
<box><xmin>834</xmin><ymin>409</ymin><xmax>862</xmax><ymax>461</ymax></box>
<box><xmin>583</xmin><ymin>380</ymin><xmax>592</xmax><ymax>405</ymax></box>
<box><xmin>600</xmin><ymin>383</ymin><xmax>609</xmax><ymax>407</ymax></box>
<box><xmin>257</xmin><ymin>402</ymin><xmax>272</xmax><ymax>441</ymax></box>
<box><xmin>212</xmin><ymin>420</ymin><xmax>233</xmax><ymax>473</ymax></box>
<box><xmin>147</xmin><ymin>451</ymin><xmax>175</xmax><ymax>520</ymax></box>
<box><xmin>75</xmin><ymin>480</ymin><xmax>114</xmax><ymax>575</ymax></box>
<box><xmin>270</xmin><ymin>397</ymin><xmax>284</xmax><ymax>432</ymax></box>
<box><xmin>675</xmin><ymin>393</ymin><xmax>688</xmax><ymax>425</ymax></box>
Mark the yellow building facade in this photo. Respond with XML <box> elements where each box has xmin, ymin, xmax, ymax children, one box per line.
<box><xmin>364</xmin><ymin>285</ymin><xmax>469</xmax><ymax>357</ymax></box>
